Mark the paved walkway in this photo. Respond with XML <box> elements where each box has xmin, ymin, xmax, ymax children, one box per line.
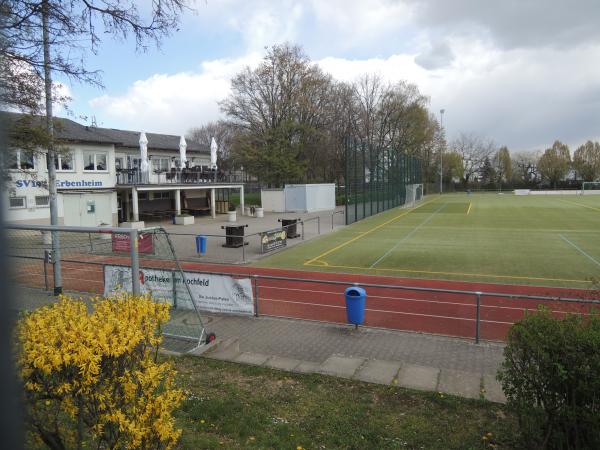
<box><xmin>191</xmin><ymin>313</ymin><xmax>507</xmax><ymax>403</ymax></box>
<box><xmin>13</xmin><ymin>286</ymin><xmax>507</xmax><ymax>403</ymax></box>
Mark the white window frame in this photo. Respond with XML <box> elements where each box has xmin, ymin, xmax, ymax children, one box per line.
<box><xmin>35</xmin><ymin>195</ymin><xmax>50</xmax><ymax>207</ymax></box>
<box><xmin>55</xmin><ymin>152</ymin><xmax>75</xmax><ymax>172</ymax></box>
<box><xmin>9</xmin><ymin>196</ymin><xmax>27</xmax><ymax>209</ymax></box>
<box><xmin>83</xmin><ymin>152</ymin><xmax>108</xmax><ymax>172</ymax></box>
<box><xmin>9</xmin><ymin>149</ymin><xmax>36</xmax><ymax>171</ymax></box>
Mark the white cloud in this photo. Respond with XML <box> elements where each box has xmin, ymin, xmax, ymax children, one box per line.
<box><xmin>89</xmin><ymin>54</ymin><xmax>261</xmax><ymax>134</ymax></box>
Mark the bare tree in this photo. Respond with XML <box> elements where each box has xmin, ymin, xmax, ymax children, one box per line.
<box><xmin>187</xmin><ymin>120</ymin><xmax>237</xmax><ymax>172</ymax></box>
<box><xmin>450</xmin><ymin>132</ymin><xmax>496</xmax><ymax>185</ymax></box>
<box><xmin>2</xmin><ymin>0</ymin><xmax>191</xmax><ymax>294</ymax></box>
<box><xmin>512</xmin><ymin>151</ymin><xmax>540</xmax><ymax>186</ymax></box>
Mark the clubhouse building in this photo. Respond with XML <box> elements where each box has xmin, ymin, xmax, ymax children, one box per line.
<box><xmin>3</xmin><ymin>112</ymin><xmax>245</xmax><ymax>227</ymax></box>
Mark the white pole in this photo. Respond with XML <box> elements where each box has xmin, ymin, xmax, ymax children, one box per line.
<box><xmin>132</xmin><ymin>188</ymin><xmax>139</xmax><ymax>222</ymax></box>
<box><xmin>439</xmin><ymin>109</ymin><xmax>445</xmax><ymax>194</ymax></box>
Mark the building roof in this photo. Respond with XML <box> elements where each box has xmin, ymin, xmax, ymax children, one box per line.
<box><xmin>1</xmin><ymin>111</ymin><xmax>208</xmax><ymax>153</ymax></box>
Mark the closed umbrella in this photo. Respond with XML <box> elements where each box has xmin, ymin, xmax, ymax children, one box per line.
<box><xmin>210</xmin><ymin>137</ymin><xmax>218</xmax><ymax>183</ymax></box>
<box><xmin>179</xmin><ymin>135</ymin><xmax>187</xmax><ymax>167</ymax></box>
<box><xmin>139</xmin><ymin>132</ymin><xmax>148</xmax><ymax>183</ymax></box>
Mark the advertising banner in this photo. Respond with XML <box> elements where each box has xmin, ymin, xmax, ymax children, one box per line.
<box><xmin>104</xmin><ymin>265</ymin><xmax>254</xmax><ymax>315</ymax></box>
<box><xmin>111</xmin><ymin>232</ymin><xmax>154</xmax><ymax>254</ymax></box>
<box><xmin>260</xmin><ymin>229</ymin><xmax>287</xmax><ymax>253</ymax></box>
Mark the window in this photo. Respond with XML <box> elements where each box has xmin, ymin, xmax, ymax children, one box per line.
<box><xmin>84</xmin><ymin>152</ymin><xmax>107</xmax><ymax>171</ymax></box>
<box><xmin>9</xmin><ymin>150</ymin><xmax>35</xmax><ymax>170</ymax></box>
<box><xmin>115</xmin><ymin>157</ymin><xmax>124</xmax><ymax>170</ymax></box>
<box><xmin>9</xmin><ymin>197</ymin><xmax>26</xmax><ymax>209</ymax></box>
<box><xmin>152</xmin><ymin>157</ymin><xmax>171</xmax><ymax>172</ymax></box>
<box><xmin>35</xmin><ymin>195</ymin><xmax>50</xmax><ymax>207</ymax></box>
<box><xmin>137</xmin><ymin>192</ymin><xmax>148</xmax><ymax>200</ymax></box>
<box><xmin>153</xmin><ymin>192</ymin><xmax>171</xmax><ymax>200</ymax></box>
<box><xmin>54</xmin><ymin>152</ymin><xmax>74</xmax><ymax>171</ymax></box>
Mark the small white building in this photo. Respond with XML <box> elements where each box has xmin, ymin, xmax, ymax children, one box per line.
<box><xmin>3</xmin><ymin>112</ymin><xmax>245</xmax><ymax>226</ymax></box>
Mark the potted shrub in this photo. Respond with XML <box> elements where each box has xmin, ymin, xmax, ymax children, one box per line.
<box><xmin>227</xmin><ymin>203</ymin><xmax>237</xmax><ymax>222</ymax></box>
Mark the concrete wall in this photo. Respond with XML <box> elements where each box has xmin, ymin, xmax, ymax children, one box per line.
<box><xmin>284</xmin><ymin>184</ymin><xmax>335</xmax><ymax>212</ymax></box>
<box><xmin>261</xmin><ymin>189</ymin><xmax>285</xmax><ymax>212</ymax></box>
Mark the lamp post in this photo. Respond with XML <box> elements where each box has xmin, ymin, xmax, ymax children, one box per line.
<box><xmin>439</xmin><ymin>109</ymin><xmax>445</xmax><ymax>194</ymax></box>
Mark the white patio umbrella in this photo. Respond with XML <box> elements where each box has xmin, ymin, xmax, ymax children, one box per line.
<box><xmin>139</xmin><ymin>132</ymin><xmax>149</xmax><ymax>182</ymax></box>
<box><xmin>179</xmin><ymin>135</ymin><xmax>187</xmax><ymax>167</ymax></box>
<box><xmin>210</xmin><ymin>137</ymin><xmax>218</xmax><ymax>169</ymax></box>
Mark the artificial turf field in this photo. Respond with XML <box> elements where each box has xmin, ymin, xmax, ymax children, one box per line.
<box><xmin>255</xmin><ymin>193</ymin><xmax>600</xmax><ymax>289</ymax></box>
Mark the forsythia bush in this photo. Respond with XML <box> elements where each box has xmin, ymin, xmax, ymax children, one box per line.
<box><xmin>497</xmin><ymin>307</ymin><xmax>600</xmax><ymax>450</ymax></box>
<box><xmin>17</xmin><ymin>294</ymin><xmax>183</xmax><ymax>450</ymax></box>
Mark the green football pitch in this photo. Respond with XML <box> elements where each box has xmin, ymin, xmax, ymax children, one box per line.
<box><xmin>254</xmin><ymin>193</ymin><xmax>600</xmax><ymax>288</ymax></box>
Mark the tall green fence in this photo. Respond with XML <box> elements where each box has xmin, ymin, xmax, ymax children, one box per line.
<box><xmin>345</xmin><ymin>140</ymin><xmax>422</xmax><ymax>225</ymax></box>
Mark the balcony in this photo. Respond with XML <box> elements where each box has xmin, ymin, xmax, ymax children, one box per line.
<box><xmin>116</xmin><ymin>167</ymin><xmax>228</xmax><ymax>186</ymax></box>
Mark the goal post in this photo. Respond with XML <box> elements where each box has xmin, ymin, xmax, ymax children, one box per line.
<box><xmin>581</xmin><ymin>181</ymin><xmax>600</xmax><ymax>195</ymax></box>
<box><xmin>406</xmin><ymin>183</ymin><xmax>424</xmax><ymax>207</ymax></box>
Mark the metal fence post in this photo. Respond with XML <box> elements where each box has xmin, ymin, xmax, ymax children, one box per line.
<box><xmin>332</xmin><ymin>212</ymin><xmax>334</xmax><ymax>230</ymax></box>
<box><xmin>301</xmin><ymin>221</ymin><xmax>305</xmax><ymax>240</ymax></box>
<box><xmin>317</xmin><ymin>216</ymin><xmax>321</xmax><ymax>234</ymax></box>
<box><xmin>475</xmin><ymin>292</ymin><xmax>481</xmax><ymax>344</ymax></box>
<box><xmin>242</xmin><ymin>235</ymin><xmax>246</xmax><ymax>263</ymax></box>
<box><xmin>130</xmin><ymin>229</ymin><xmax>140</xmax><ymax>295</ymax></box>
<box><xmin>253</xmin><ymin>275</ymin><xmax>259</xmax><ymax>317</ymax></box>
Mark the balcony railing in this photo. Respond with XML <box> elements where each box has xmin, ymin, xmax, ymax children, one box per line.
<box><xmin>116</xmin><ymin>168</ymin><xmax>230</xmax><ymax>185</ymax></box>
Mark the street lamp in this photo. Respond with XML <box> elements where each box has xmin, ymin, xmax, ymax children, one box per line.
<box><xmin>439</xmin><ymin>109</ymin><xmax>445</xmax><ymax>194</ymax></box>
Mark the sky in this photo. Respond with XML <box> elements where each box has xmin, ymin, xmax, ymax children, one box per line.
<box><xmin>60</xmin><ymin>0</ymin><xmax>600</xmax><ymax>152</ymax></box>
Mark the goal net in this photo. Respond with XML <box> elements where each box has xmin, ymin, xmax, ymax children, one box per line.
<box><xmin>581</xmin><ymin>181</ymin><xmax>600</xmax><ymax>195</ymax></box>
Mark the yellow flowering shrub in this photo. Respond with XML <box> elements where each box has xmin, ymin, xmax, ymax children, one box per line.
<box><xmin>17</xmin><ymin>293</ymin><xmax>183</xmax><ymax>450</ymax></box>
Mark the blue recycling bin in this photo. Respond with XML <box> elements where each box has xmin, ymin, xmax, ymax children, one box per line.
<box><xmin>195</xmin><ymin>235</ymin><xmax>207</xmax><ymax>255</ymax></box>
<box><xmin>172</xmin><ymin>215</ymin><xmax>176</xmax><ymax>224</ymax></box>
<box><xmin>345</xmin><ymin>286</ymin><xmax>366</xmax><ymax>327</ymax></box>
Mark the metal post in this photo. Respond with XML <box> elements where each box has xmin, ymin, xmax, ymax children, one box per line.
<box><xmin>475</xmin><ymin>292</ymin><xmax>481</xmax><ymax>344</ymax></box>
<box><xmin>43</xmin><ymin>259</ymin><xmax>48</xmax><ymax>291</ymax></box>
<box><xmin>242</xmin><ymin>236</ymin><xmax>246</xmax><ymax>263</ymax></box>
<box><xmin>439</xmin><ymin>108</ymin><xmax>445</xmax><ymax>194</ymax></box>
<box><xmin>130</xmin><ymin>229</ymin><xmax>140</xmax><ymax>295</ymax></box>
<box><xmin>332</xmin><ymin>212</ymin><xmax>335</xmax><ymax>230</ymax></box>
<box><xmin>317</xmin><ymin>216</ymin><xmax>320</xmax><ymax>235</ymax></box>
<box><xmin>301</xmin><ymin>221</ymin><xmax>304</xmax><ymax>240</ymax></box>
<box><xmin>253</xmin><ymin>275</ymin><xmax>259</xmax><ymax>317</ymax></box>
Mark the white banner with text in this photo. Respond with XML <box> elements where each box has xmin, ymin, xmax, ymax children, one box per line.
<box><xmin>104</xmin><ymin>265</ymin><xmax>254</xmax><ymax>315</ymax></box>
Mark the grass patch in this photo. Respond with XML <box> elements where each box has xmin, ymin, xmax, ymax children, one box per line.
<box><xmin>231</xmin><ymin>192</ymin><xmax>261</xmax><ymax>207</ymax></box>
<box><xmin>173</xmin><ymin>357</ymin><xmax>517</xmax><ymax>449</ymax></box>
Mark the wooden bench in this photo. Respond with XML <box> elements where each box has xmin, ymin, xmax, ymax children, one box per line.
<box><xmin>184</xmin><ymin>196</ymin><xmax>211</xmax><ymax>215</ymax></box>
<box><xmin>139</xmin><ymin>198</ymin><xmax>176</xmax><ymax>221</ymax></box>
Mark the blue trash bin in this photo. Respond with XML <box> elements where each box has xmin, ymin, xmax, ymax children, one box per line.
<box><xmin>172</xmin><ymin>215</ymin><xmax>176</xmax><ymax>224</ymax></box>
<box><xmin>345</xmin><ymin>286</ymin><xmax>366</xmax><ymax>327</ymax></box>
<box><xmin>195</xmin><ymin>235</ymin><xmax>207</xmax><ymax>255</ymax></box>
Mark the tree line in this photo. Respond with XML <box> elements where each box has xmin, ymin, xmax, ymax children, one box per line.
<box><xmin>190</xmin><ymin>43</ymin><xmax>600</xmax><ymax>191</ymax></box>
<box><xmin>188</xmin><ymin>43</ymin><xmax>441</xmax><ymax>188</ymax></box>
<box><xmin>443</xmin><ymin>134</ymin><xmax>600</xmax><ymax>190</ymax></box>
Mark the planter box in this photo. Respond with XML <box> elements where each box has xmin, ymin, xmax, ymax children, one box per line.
<box><xmin>227</xmin><ymin>211</ymin><xmax>237</xmax><ymax>222</ymax></box>
<box><xmin>255</xmin><ymin>207</ymin><xmax>264</xmax><ymax>218</ymax></box>
<box><xmin>174</xmin><ymin>215</ymin><xmax>194</xmax><ymax>225</ymax></box>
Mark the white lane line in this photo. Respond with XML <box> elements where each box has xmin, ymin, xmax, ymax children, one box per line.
<box><xmin>370</xmin><ymin>203</ymin><xmax>448</xmax><ymax>268</ymax></box>
<box><xmin>559</xmin><ymin>234</ymin><xmax>600</xmax><ymax>268</ymax></box>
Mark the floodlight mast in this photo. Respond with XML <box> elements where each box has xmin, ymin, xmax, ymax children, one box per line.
<box><xmin>439</xmin><ymin>109</ymin><xmax>445</xmax><ymax>194</ymax></box>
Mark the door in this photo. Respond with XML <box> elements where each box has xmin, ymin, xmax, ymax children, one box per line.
<box><xmin>62</xmin><ymin>193</ymin><xmax>113</xmax><ymax>226</ymax></box>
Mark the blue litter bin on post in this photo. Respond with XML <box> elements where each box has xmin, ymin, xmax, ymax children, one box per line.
<box><xmin>195</xmin><ymin>235</ymin><xmax>207</xmax><ymax>256</ymax></box>
<box><xmin>345</xmin><ymin>286</ymin><xmax>366</xmax><ymax>328</ymax></box>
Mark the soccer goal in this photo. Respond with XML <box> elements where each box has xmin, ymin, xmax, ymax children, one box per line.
<box><xmin>581</xmin><ymin>181</ymin><xmax>600</xmax><ymax>195</ymax></box>
<box><xmin>406</xmin><ymin>183</ymin><xmax>424</xmax><ymax>206</ymax></box>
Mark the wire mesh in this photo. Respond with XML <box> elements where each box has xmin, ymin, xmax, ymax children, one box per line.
<box><xmin>345</xmin><ymin>140</ymin><xmax>422</xmax><ymax>224</ymax></box>
<box><xmin>7</xmin><ymin>226</ymin><xmax>206</xmax><ymax>350</ymax></box>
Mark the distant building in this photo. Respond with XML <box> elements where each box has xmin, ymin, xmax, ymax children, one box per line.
<box><xmin>3</xmin><ymin>112</ymin><xmax>245</xmax><ymax>226</ymax></box>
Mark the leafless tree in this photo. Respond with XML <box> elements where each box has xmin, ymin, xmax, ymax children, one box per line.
<box><xmin>450</xmin><ymin>132</ymin><xmax>497</xmax><ymax>185</ymax></box>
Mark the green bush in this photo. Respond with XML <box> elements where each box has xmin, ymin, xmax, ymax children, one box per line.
<box><xmin>497</xmin><ymin>307</ymin><xmax>600</xmax><ymax>449</ymax></box>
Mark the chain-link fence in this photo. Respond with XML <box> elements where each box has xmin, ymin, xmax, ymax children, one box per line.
<box><xmin>345</xmin><ymin>139</ymin><xmax>422</xmax><ymax>224</ymax></box>
<box><xmin>6</xmin><ymin>225</ymin><xmax>207</xmax><ymax>351</ymax></box>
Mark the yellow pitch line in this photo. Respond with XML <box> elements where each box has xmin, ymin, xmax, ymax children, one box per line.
<box><xmin>305</xmin><ymin>198</ymin><xmax>440</xmax><ymax>265</ymax></box>
<box><xmin>558</xmin><ymin>198</ymin><xmax>600</xmax><ymax>213</ymax></box>
<box><xmin>467</xmin><ymin>202</ymin><xmax>472</xmax><ymax>215</ymax></box>
<box><xmin>304</xmin><ymin>262</ymin><xmax>593</xmax><ymax>284</ymax></box>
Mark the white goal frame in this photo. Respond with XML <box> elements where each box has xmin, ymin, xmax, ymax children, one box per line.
<box><xmin>581</xmin><ymin>181</ymin><xmax>600</xmax><ymax>195</ymax></box>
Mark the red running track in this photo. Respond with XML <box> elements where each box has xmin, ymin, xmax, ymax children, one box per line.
<box><xmin>15</xmin><ymin>256</ymin><xmax>598</xmax><ymax>342</ymax></box>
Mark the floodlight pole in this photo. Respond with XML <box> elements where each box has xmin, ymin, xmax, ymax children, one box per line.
<box><xmin>439</xmin><ymin>109</ymin><xmax>445</xmax><ymax>194</ymax></box>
